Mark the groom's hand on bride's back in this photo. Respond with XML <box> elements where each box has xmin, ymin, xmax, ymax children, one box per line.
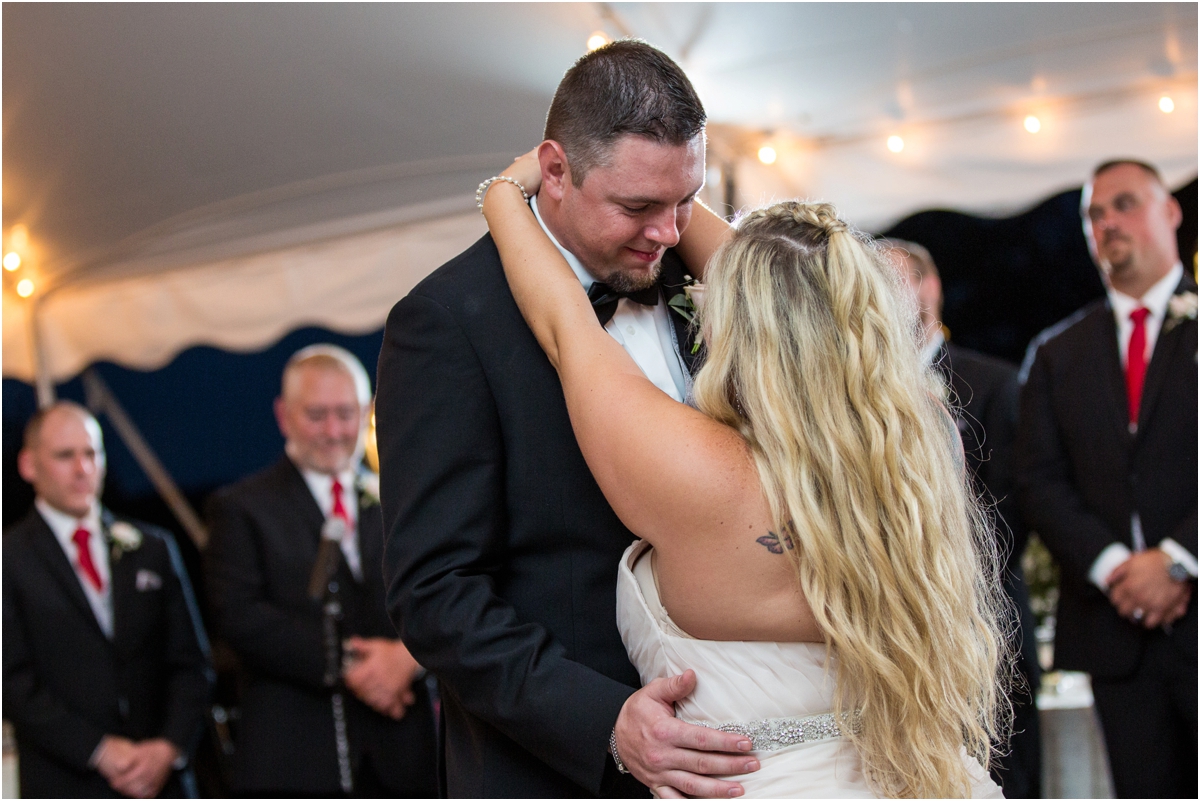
<box><xmin>615</xmin><ymin>669</ymin><xmax>758</xmax><ymax>798</ymax></box>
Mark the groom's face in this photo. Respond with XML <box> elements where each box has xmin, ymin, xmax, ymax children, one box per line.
<box><xmin>557</xmin><ymin>134</ymin><xmax>705</xmax><ymax>290</ymax></box>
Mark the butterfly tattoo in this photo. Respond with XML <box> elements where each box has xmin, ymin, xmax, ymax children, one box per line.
<box><xmin>756</xmin><ymin>530</ymin><xmax>796</xmax><ymax>555</ymax></box>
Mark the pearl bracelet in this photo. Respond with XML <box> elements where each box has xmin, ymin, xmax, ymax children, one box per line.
<box><xmin>476</xmin><ymin>175</ymin><xmax>529</xmax><ymax>214</ymax></box>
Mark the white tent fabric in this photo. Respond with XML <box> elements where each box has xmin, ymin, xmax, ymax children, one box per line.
<box><xmin>2</xmin><ymin>3</ymin><xmax>1196</xmax><ymax>385</ymax></box>
<box><xmin>3</xmin><ymin>203</ymin><xmax>486</xmax><ymax>383</ymax></box>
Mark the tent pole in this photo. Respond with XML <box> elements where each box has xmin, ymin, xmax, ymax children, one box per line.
<box><xmin>28</xmin><ymin>299</ymin><xmax>56</xmax><ymax>408</ymax></box>
<box><xmin>82</xmin><ymin>368</ymin><xmax>209</xmax><ymax>550</ymax></box>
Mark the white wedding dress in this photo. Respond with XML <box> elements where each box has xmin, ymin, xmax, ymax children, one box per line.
<box><xmin>616</xmin><ymin>540</ymin><xmax>1004</xmax><ymax>798</ymax></box>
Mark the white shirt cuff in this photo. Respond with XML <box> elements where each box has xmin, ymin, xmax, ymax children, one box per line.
<box><xmin>1159</xmin><ymin>538</ymin><xmax>1198</xmax><ymax>577</ymax></box>
<box><xmin>1090</xmin><ymin>543</ymin><xmax>1133</xmax><ymax>590</ymax></box>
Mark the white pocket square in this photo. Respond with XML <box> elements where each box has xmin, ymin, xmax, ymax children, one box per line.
<box><xmin>135</xmin><ymin>569</ymin><xmax>162</xmax><ymax>591</ymax></box>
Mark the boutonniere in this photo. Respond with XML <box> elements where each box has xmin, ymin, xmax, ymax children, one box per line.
<box><xmin>1164</xmin><ymin>291</ymin><xmax>1197</xmax><ymax>334</ymax></box>
<box><xmin>356</xmin><ymin>471</ymin><xmax>381</xmax><ymax>508</ymax></box>
<box><xmin>667</xmin><ymin>275</ymin><xmax>707</xmax><ymax>354</ymax></box>
<box><xmin>108</xmin><ymin>521</ymin><xmax>143</xmax><ymax>561</ymax></box>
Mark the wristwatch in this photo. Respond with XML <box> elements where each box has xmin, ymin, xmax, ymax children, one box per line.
<box><xmin>1168</xmin><ymin>560</ymin><xmax>1191</xmax><ymax>583</ymax></box>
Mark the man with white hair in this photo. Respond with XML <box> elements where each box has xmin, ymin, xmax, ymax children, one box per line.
<box><xmin>4</xmin><ymin>401</ymin><xmax>212</xmax><ymax>798</ymax></box>
<box><xmin>205</xmin><ymin>344</ymin><xmax>437</xmax><ymax>796</ymax></box>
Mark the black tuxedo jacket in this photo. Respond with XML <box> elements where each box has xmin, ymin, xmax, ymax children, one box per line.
<box><xmin>204</xmin><ymin>456</ymin><xmax>437</xmax><ymax>795</ymax></box>
<box><xmin>936</xmin><ymin>343</ymin><xmax>1040</xmax><ymax>683</ymax></box>
<box><xmin>376</xmin><ymin>234</ymin><xmax>698</xmax><ymax>797</ymax></box>
<box><xmin>3</xmin><ymin>508</ymin><xmax>212</xmax><ymax>798</ymax></box>
<box><xmin>1016</xmin><ymin>274</ymin><xmax>1198</xmax><ymax>678</ymax></box>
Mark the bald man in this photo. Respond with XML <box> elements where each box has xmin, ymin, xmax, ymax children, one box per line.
<box><xmin>1017</xmin><ymin>160</ymin><xmax>1196</xmax><ymax>797</ymax></box>
<box><xmin>3</xmin><ymin>401</ymin><xmax>212</xmax><ymax>798</ymax></box>
<box><xmin>204</xmin><ymin>345</ymin><xmax>436</xmax><ymax>797</ymax></box>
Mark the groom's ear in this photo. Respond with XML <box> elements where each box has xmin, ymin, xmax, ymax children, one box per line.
<box><xmin>539</xmin><ymin>140</ymin><xmax>570</xmax><ymax>202</ymax></box>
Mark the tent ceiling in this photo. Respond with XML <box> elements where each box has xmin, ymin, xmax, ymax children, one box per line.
<box><xmin>5</xmin><ymin>3</ymin><xmax>1196</xmax><ymax>277</ymax></box>
<box><xmin>2</xmin><ymin>3</ymin><xmax>1196</xmax><ymax>385</ymax></box>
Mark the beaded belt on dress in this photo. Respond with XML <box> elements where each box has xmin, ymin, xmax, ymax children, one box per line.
<box><xmin>679</xmin><ymin>711</ymin><xmax>860</xmax><ymax>753</ymax></box>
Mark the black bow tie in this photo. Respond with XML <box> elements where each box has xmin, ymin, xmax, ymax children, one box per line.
<box><xmin>587</xmin><ymin>282</ymin><xmax>660</xmax><ymax>326</ymax></box>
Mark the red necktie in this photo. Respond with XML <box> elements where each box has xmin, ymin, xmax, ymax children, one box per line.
<box><xmin>330</xmin><ymin>478</ymin><xmax>351</xmax><ymax>527</ymax></box>
<box><xmin>1126</xmin><ymin>307</ymin><xmax>1150</xmax><ymax>426</ymax></box>
<box><xmin>71</xmin><ymin>527</ymin><xmax>104</xmax><ymax>592</ymax></box>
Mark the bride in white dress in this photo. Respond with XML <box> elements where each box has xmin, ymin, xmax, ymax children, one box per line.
<box><xmin>481</xmin><ymin>150</ymin><xmax>1009</xmax><ymax>798</ymax></box>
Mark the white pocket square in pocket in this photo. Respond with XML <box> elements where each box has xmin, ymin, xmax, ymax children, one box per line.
<box><xmin>136</xmin><ymin>569</ymin><xmax>163</xmax><ymax>591</ymax></box>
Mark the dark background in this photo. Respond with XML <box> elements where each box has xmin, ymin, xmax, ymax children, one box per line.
<box><xmin>4</xmin><ymin>178</ymin><xmax>1197</xmax><ymax>579</ymax></box>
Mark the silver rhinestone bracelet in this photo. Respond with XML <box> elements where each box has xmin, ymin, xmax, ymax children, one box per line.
<box><xmin>476</xmin><ymin>175</ymin><xmax>529</xmax><ymax>213</ymax></box>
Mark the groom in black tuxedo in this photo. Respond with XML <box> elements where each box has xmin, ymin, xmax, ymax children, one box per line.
<box><xmin>377</xmin><ymin>41</ymin><xmax>756</xmax><ymax>797</ymax></box>
<box><xmin>1017</xmin><ymin>160</ymin><xmax>1196</xmax><ymax>798</ymax></box>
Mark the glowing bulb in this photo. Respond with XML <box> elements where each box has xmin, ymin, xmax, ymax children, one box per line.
<box><xmin>3</xmin><ymin>252</ymin><xmax>21</xmax><ymax>271</ymax></box>
<box><xmin>1024</xmin><ymin>115</ymin><xmax>1041</xmax><ymax>133</ymax></box>
<box><xmin>757</xmin><ymin>145</ymin><xmax>777</xmax><ymax>165</ymax></box>
<box><xmin>587</xmin><ymin>32</ymin><xmax>609</xmax><ymax>51</ymax></box>
<box><xmin>16</xmin><ymin>278</ymin><xmax>34</xmax><ymax>297</ymax></box>
<box><xmin>887</xmin><ymin>136</ymin><xmax>904</xmax><ymax>153</ymax></box>
<box><xmin>1159</xmin><ymin>96</ymin><xmax>1175</xmax><ymax>113</ymax></box>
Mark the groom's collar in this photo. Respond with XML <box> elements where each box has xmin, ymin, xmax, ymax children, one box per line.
<box><xmin>530</xmin><ymin>194</ymin><xmax>596</xmax><ymax>292</ymax></box>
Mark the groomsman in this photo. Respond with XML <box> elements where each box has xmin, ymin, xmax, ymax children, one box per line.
<box><xmin>205</xmin><ymin>345</ymin><xmax>436</xmax><ymax>796</ymax></box>
<box><xmin>1016</xmin><ymin>160</ymin><xmax>1196</xmax><ymax>798</ymax></box>
<box><xmin>888</xmin><ymin>240</ymin><xmax>1042</xmax><ymax>798</ymax></box>
<box><xmin>4</xmin><ymin>401</ymin><xmax>212</xmax><ymax>798</ymax></box>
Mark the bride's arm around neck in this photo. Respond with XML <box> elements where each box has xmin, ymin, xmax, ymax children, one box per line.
<box><xmin>482</xmin><ymin>156</ymin><xmax>820</xmax><ymax>644</ymax></box>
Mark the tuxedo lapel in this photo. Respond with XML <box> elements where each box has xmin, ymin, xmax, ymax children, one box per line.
<box><xmin>28</xmin><ymin>515</ymin><xmax>107</xmax><ymax>639</ymax></box>
<box><xmin>1093</xmin><ymin>305</ymin><xmax>1134</xmax><ymax>446</ymax></box>
<box><xmin>659</xmin><ymin>252</ymin><xmax>702</xmax><ymax>375</ymax></box>
<box><xmin>356</xmin><ymin>487</ymin><xmax>382</xmax><ymax>587</ymax></box>
<box><xmin>107</xmin><ymin>528</ymin><xmax>138</xmax><ymax>650</ymax></box>
<box><xmin>1138</xmin><ymin>277</ymin><xmax>1198</xmax><ymax>434</ymax></box>
<box><xmin>278</xmin><ymin>458</ymin><xmax>327</xmax><ymax>554</ymax></box>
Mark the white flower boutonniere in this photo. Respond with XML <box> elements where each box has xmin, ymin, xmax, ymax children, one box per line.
<box><xmin>1164</xmin><ymin>291</ymin><xmax>1198</xmax><ymax>335</ymax></box>
<box><xmin>667</xmin><ymin>275</ymin><xmax>707</xmax><ymax>354</ymax></box>
<box><xmin>108</xmin><ymin>521</ymin><xmax>143</xmax><ymax>561</ymax></box>
<box><xmin>357</xmin><ymin>471</ymin><xmax>381</xmax><ymax>508</ymax></box>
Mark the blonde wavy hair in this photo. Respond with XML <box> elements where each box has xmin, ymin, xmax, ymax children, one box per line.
<box><xmin>692</xmin><ymin>201</ymin><xmax>1013</xmax><ymax>798</ymax></box>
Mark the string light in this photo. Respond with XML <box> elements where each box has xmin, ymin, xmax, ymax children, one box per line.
<box><xmin>887</xmin><ymin>135</ymin><xmax>904</xmax><ymax>153</ymax></box>
<box><xmin>3</xmin><ymin>252</ymin><xmax>21</xmax><ymax>271</ymax></box>
<box><xmin>1024</xmin><ymin>115</ymin><xmax>1041</xmax><ymax>133</ymax></box>
<box><xmin>16</xmin><ymin>279</ymin><xmax>34</xmax><ymax>298</ymax></box>
<box><xmin>1159</xmin><ymin>96</ymin><xmax>1175</xmax><ymax>113</ymax></box>
<box><xmin>757</xmin><ymin>145</ymin><xmax>777</xmax><ymax>165</ymax></box>
<box><xmin>9</xmin><ymin>224</ymin><xmax>29</xmax><ymax>251</ymax></box>
<box><xmin>587</xmin><ymin>31</ymin><xmax>609</xmax><ymax>51</ymax></box>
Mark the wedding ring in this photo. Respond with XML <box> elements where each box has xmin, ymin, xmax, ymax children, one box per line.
<box><xmin>1132</xmin><ymin>608</ymin><xmax>1145</xmax><ymax>621</ymax></box>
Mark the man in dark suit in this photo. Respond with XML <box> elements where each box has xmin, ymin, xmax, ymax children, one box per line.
<box><xmin>377</xmin><ymin>41</ymin><xmax>758</xmax><ymax>798</ymax></box>
<box><xmin>1016</xmin><ymin>160</ymin><xmax>1196</xmax><ymax>798</ymax></box>
<box><xmin>205</xmin><ymin>345</ymin><xmax>437</xmax><ymax>796</ymax></box>
<box><xmin>4</xmin><ymin>401</ymin><xmax>212</xmax><ymax>798</ymax></box>
<box><xmin>887</xmin><ymin>239</ymin><xmax>1042</xmax><ymax>798</ymax></box>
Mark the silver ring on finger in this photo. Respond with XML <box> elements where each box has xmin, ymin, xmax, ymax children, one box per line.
<box><xmin>1133</xmin><ymin>608</ymin><xmax>1145</xmax><ymax>621</ymax></box>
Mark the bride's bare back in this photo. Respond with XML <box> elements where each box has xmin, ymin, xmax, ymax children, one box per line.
<box><xmin>481</xmin><ymin>156</ymin><xmax>822</xmax><ymax>644</ymax></box>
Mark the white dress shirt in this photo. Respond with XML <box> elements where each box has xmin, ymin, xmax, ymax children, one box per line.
<box><xmin>530</xmin><ymin>195</ymin><xmax>691</xmax><ymax>402</ymax></box>
<box><xmin>1089</xmin><ymin>262</ymin><xmax>1196</xmax><ymax>589</ymax></box>
<box><xmin>37</xmin><ymin>499</ymin><xmax>114</xmax><ymax>638</ymax></box>
<box><xmin>300</xmin><ymin>466</ymin><xmax>363</xmax><ymax>582</ymax></box>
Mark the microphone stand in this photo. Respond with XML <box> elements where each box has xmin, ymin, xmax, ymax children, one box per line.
<box><xmin>308</xmin><ymin>516</ymin><xmax>354</xmax><ymax>794</ymax></box>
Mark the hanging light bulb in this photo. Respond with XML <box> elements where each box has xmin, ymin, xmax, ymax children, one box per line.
<box><xmin>16</xmin><ymin>278</ymin><xmax>34</xmax><ymax>298</ymax></box>
<box><xmin>887</xmin><ymin>136</ymin><xmax>904</xmax><ymax>153</ymax></box>
<box><xmin>1024</xmin><ymin>115</ymin><xmax>1042</xmax><ymax>134</ymax></box>
<box><xmin>587</xmin><ymin>31</ymin><xmax>610</xmax><ymax>51</ymax></box>
<box><xmin>3</xmin><ymin>252</ymin><xmax>21</xmax><ymax>271</ymax></box>
<box><xmin>757</xmin><ymin>145</ymin><xmax>777</xmax><ymax>165</ymax></box>
<box><xmin>1159</xmin><ymin>96</ymin><xmax>1175</xmax><ymax>113</ymax></box>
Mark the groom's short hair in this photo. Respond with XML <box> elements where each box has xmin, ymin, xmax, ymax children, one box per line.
<box><xmin>544</xmin><ymin>39</ymin><xmax>706</xmax><ymax>187</ymax></box>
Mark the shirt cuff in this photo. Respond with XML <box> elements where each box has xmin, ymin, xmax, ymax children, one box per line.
<box><xmin>1159</xmin><ymin>538</ymin><xmax>1198</xmax><ymax>577</ymax></box>
<box><xmin>88</xmin><ymin>735</ymin><xmax>110</xmax><ymax>769</ymax></box>
<box><xmin>1089</xmin><ymin>543</ymin><xmax>1133</xmax><ymax>590</ymax></box>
